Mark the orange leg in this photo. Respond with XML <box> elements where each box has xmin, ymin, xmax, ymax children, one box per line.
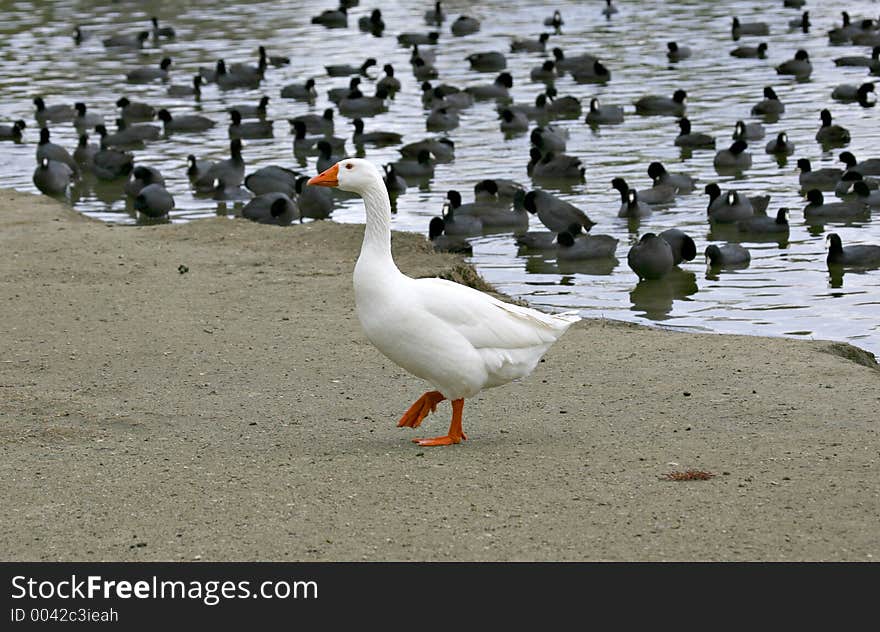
<box><xmin>412</xmin><ymin>399</ymin><xmax>467</xmax><ymax>447</ymax></box>
<box><xmin>397</xmin><ymin>390</ymin><xmax>445</xmax><ymax>429</ymax></box>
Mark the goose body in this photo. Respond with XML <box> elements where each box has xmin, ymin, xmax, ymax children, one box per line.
<box><xmin>308</xmin><ymin>159</ymin><xmax>579</xmax><ymax>446</ymax></box>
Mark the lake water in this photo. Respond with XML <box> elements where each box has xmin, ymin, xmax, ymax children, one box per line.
<box><xmin>1</xmin><ymin>0</ymin><xmax>879</xmax><ymax>354</ymax></box>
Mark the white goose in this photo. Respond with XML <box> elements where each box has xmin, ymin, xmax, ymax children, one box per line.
<box><xmin>308</xmin><ymin>160</ymin><xmax>580</xmax><ymax>446</ymax></box>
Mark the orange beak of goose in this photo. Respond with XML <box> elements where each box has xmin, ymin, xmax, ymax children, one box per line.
<box><xmin>308</xmin><ymin>163</ymin><xmax>339</xmax><ymax>187</ymax></box>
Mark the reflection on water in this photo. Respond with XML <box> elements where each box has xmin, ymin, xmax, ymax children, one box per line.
<box><xmin>630</xmin><ymin>268</ymin><xmax>699</xmax><ymax>320</ymax></box>
<box><xmin>1</xmin><ymin>0</ymin><xmax>879</xmax><ymax>354</ymax></box>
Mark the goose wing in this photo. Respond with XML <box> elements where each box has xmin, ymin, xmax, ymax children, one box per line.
<box><xmin>412</xmin><ymin>277</ymin><xmax>579</xmax><ymax>350</ymax></box>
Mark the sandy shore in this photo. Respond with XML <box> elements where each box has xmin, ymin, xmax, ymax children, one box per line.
<box><xmin>1</xmin><ymin>189</ymin><xmax>878</xmax><ymax>561</ymax></box>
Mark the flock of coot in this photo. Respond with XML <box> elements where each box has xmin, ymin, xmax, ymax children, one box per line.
<box><xmin>5</xmin><ymin>0</ymin><xmax>880</xmax><ymax>278</ymax></box>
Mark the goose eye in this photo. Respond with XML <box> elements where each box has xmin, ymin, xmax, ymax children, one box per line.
<box><xmin>345</xmin><ymin>163</ymin><xmax>353</xmax><ymax>170</ymax></box>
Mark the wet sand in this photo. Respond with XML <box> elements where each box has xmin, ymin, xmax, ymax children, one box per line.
<box><xmin>1</xmin><ymin>189</ymin><xmax>878</xmax><ymax>561</ymax></box>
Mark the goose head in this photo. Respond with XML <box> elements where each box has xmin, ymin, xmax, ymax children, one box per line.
<box><xmin>309</xmin><ymin>158</ymin><xmax>380</xmax><ymax>193</ymax></box>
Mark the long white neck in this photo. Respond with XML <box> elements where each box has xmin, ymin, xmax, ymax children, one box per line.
<box><xmin>356</xmin><ymin>176</ymin><xmax>399</xmax><ymax>274</ymax></box>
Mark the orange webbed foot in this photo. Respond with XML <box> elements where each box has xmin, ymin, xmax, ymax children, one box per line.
<box><xmin>397</xmin><ymin>390</ymin><xmax>445</xmax><ymax>429</ymax></box>
<box><xmin>409</xmin><ymin>398</ymin><xmax>467</xmax><ymax>447</ymax></box>
<box><xmin>412</xmin><ymin>434</ymin><xmax>464</xmax><ymax>447</ymax></box>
